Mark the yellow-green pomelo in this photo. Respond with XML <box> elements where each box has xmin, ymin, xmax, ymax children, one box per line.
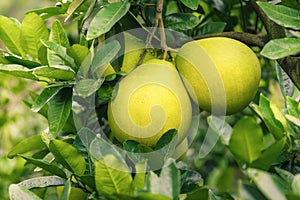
<box><xmin>176</xmin><ymin>37</ymin><xmax>261</xmax><ymax>115</ymax></box>
<box><xmin>121</xmin><ymin>32</ymin><xmax>155</xmax><ymax>72</ymax></box>
<box><xmin>108</xmin><ymin>59</ymin><xmax>192</xmax><ymax>146</ymax></box>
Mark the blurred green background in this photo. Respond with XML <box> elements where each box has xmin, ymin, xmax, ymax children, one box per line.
<box><xmin>0</xmin><ymin>1</ymin><xmax>52</xmax><ymax>199</ymax></box>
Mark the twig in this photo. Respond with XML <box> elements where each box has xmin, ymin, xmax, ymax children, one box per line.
<box><xmin>136</xmin><ymin>0</ymin><xmax>176</xmax><ymax>66</ymax></box>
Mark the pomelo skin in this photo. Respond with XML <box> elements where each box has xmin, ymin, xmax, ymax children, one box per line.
<box><xmin>108</xmin><ymin>59</ymin><xmax>192</xmax><ymax>146</ymax></box>
<box><xmin>175</xmin><ymin>37</ymin><xmax>261</xmax><ymax>115</ymax></box>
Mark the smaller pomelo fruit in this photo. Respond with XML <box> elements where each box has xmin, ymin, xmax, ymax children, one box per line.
<box><xmin>176</xmin><ymin>37</ymin><xmax>261</xmax><ymax>115</ymax></box>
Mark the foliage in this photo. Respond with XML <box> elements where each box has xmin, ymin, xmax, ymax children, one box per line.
<box><xmin>0</xmin><ymin>0</ymin><xmax>300</xmax><ymax>199</ymax></box>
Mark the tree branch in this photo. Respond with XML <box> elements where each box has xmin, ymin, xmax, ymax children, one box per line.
<box><xmin>194</xmin><ymin>32</ymin><xmax>268</xmax><ymax>48</ymax></box>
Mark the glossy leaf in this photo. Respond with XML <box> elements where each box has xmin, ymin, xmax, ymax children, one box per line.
<box><xmin>4</xmin><ymin>55</ymin><xmax>41</xmax><ymax>69</ymax></box>
<box><xmin>91</xmin><ymin>40</ymin><xmax>121</xmax><ymax>74</ymax></box>
<box><xmin>49</xmin><ymin>139</ymin><xmax>86</xmax><ymax>176</ymax></box>
<box><xmin>207</xmin><ymin>115</ymin><xmax>232</xmax><ymax>145</ymax></box>
<box><xmin>21</xmin><ymin>12</ymin><xmax>49</xmax><ymax>59</ymax></box>
<box><xmin>9</xmin><ymin>184</ymin><xmax>42</xmax><ymax>200</ymax></box>
<box><xmin>31</xmin><ymin>86</ymin><xmax>63</xmax><ymax>112</ymax></box>
<box><xmin>86</xmin><ymin>1</ymin><xmax>131</xmax><ymax>40</ymax></box>
<box><xmin>65</xmin><ymin>0</ymin><xmax>85</xmax><ymax>22</ymax></box>
<box><xmin>49</xmin><ymin>20</ymin><xmax>70</xmax><ymax>48</ymax></box>
<box><xmin>195</xmin><ymin>22</ymin><xmax>227</xmax><ymax>36</ymax></box>
<box><xmin>20</xmin><ymin>155</ymin><xmax>67</xmax><ymax>178</ymax></box>
<box><xmin>247</xmin><ymin>168</ymin><xmax>290</xmax><ymax>200</ymax></box>
<box><xmin>154</xmin><ymin>129</ymin><xmax>177</xmax><ymax>151</ymax></box>
<box><xmin>145</xmin><ymin>161</ymin><xmax>180</xmax><ymax>199</ymax></box>
<box><xmin>257</xmin><ymin>2</ymin><xmax>300</xmax><ymax>30</ymax></box>
<box><xmin>0</xmin><ymin>15</ymin><xmax>25</xmax><ymax>57</ymax></box>
<box><xmin>229</xmin><ymin>117</ymin><xmax>263</xmax><ymax>164</ymax></box>
<box><xmin>275</xmin><ymin>62</ymin><xmax>294</xmax><ymax>97</ymax></box>
<box><xmin>292</xmin><ymin>174</ymin><xmax>300</xmax><ymax>195</ymax></box>
<box><xmin>74</xmin><ymin>78</ymin><xmax>104</xmax><ymax>98</ymax></box>
<box><xmin>164</xmin><ymin>13</ymin><xmax>201</xmax><ymax>31</ymax></box>
<box><xmin>26</xmin><ymin>7</ymin><xmax>65</xmax><ymax>19</ymax></box>
<box><xmin>7</xmin><ymin>134</ymin><xmax>46</xmax><ymax>158</ymax></box>
<box><xmin>250</xmin><ymin>138</ymin><xmax>286</xmax><ymax>170</ymax></box>
<box><xmin>261</xmin><ymin>38</ymin><xmax>300</xmax><ymax>59</ymax></box>
<box><xmin>179</xmin><ymin>0</ymin><xmax>199</xmax><ymax>10</ymax></box>
<box><xmin>131</xmin><ymin>161</ymin><xmax>147</xmax><ymax>192</ymax></box>
<box><xmin>48</xmin><ymin>20</ymin><xmax>70</xmax><ymax>66</ymax></box>
<box><xmin>180</xmin><ymin>169</ymin><xmax>203</xmax><ymax>193</ymax></box>
<box><xmin>67</xmin><ymin>44</ymin><xmax>90</xmax><ymax>67</ymax></box>
<box><xmin>95</xmin><ymin>154</ymin><xmax>132</xmax><ymax>195</ymax></box>
<box><xmin>0</xmin><ymin>64</ymin><xmax>38</xmax><ymax>80</ymax></box>
<box><xmin>286</xmin><ymin>97</ymin><xmax>300</xmax><ymax>117</ymax></box>
<box><xmin>60</xmin><ymin>179</ymin><xmax>71</xmax><ymax>200</ymax></box>
<box><xmin>275</xmin><ymin>167</ymin><xmax>294</xmax><ymax>186</ymax></box>
<box><xmin>41</xmin><ymin>40</ymin><xmax>77</xmax><ymax>70</ymax></box>
<box><xmin>48</xmin><ymin>88</ymin><xmax>72</xmax><ymax>135</ymax></box>
<box><xmin>33</xmin><ymin>66</ymin><xmax>75</xmax><ymax>80</ymax></box>
<box><xmin>256</xmin><ymin>94</ymin><xmax>286</xmax><ymax>140</ymax></box>
<box><xmin>238</xmin><ymin>182</ymin><xmax>268</xmax><ymax>200</ymax></box>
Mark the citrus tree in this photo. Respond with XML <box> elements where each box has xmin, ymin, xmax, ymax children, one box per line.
<box><xmin>0</xmin><ymin>0</ymin><xmax>300</xmax><ymax>199</ymax></box>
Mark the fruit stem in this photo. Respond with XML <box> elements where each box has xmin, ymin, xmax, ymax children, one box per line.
<box><xmin>137</xmin><ymin>0</ymin><xmax>177</xmax><ymax>64</ymax></box>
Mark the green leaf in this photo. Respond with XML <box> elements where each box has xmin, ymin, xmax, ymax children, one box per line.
<box><xmin>26</xmin><ymin>7</ymin><xmax>66</xmax><ymax>20</ymax></box>
<box><xmin>292</xmin><ymin>174</ymin><xmax>300</xmax><ymax>195</ymax></box>
<box><xmin>257</xmin><ymin>2</ymin><xmax>300</xmax><ymax>30</ymax></box>
<box><xmin>48</xmin><ymin>88</ymin><xmax>72</xmax><ymax>135</ymax></box>
<box><xmin>286</xmin><ymin>96</ymin><xmax>300</xmax><ymax>117</ymax></box>
<box><xmin>207</xmin><ymin>115</ymin><xmax>232</xmax><ymax>145</ymax></box>
<box><xmin>20</xmin><ymin>155</ymin><xmax>67</xmax><ymax>178</ymax></box>
<box><xmin>247</xmin><ymin>168</ymin><xmax>291</xmax><ymax>200</ymax></box>
<box><xmin>131</xmin><ymin>161</ymin><xmax>147</xmax><ymax>192</ymax></box>
<box><xmin>33</xmin><ymin>66</ymin><xmax>75</xmax><ymax>80</ymax></box>
<box><xmin>18</xmin><ymin>176</ymin><xmax>65</xmax><ymax>189</ymax></box>
<box><xmin>186</xmin><ymin>188</ymin><xmax>215</xmax><ymax>200</ymax></box>
<box><xmin>195</xmin><ymin>22</ymin><xmax>227</xmax><ymax>36</ymax></box>
<box><xmin>275</xmin><ymin>62</ymin><xmax>294</xmax><ymax>97</ymax></box>
<box><xmin>77</xmin><ymin>127</ymin><xmax>97</xmax><ymax>151</ymax></box>
<box><xmin>49</xmin><ymin>139</ymin><xmax>86</xmax><ymax>176</ymax></box>
<box><xmin>238</xmin><ymin>182</ymin><xmax>268</xmax><ymax>200</ymax></box>
<box><xmin>256</xmin><ymin>94</ymin><xmax>286</xmax><ymax>140</ymax></box>
<box><xmin>229</xmin><ymin>117</ymin><xmax>263</xmax><ymax>164</ymax></box>
<box><xmin>4</xmin><ymin>55</ymin><xmax>41</xmax><ymax>69</ymax></box>
<box><xmin>31</xmin><ymin>86</ymin><xmax>63</xmax><ymax>112</ymax></box>
<box><xmin>95</xmin><ymin>154</ymin><xmax>132</xmax><ymax>195</ymax></box>
<box><xmin>90</xmin><ymin>136</ymin><xmax>126</xmax><ymax>165</ymax></box>
<box><xmin>154</xmin><ymin>129</ymin><xmax>177</xmax><ymax>150</ymax></box>
<box><xmin>145</xmin><ymin>161</ymin><xmax>180</xmax><ymax>199</ymax></box>
<box><xmin>49</xmin><ymin>20</ymin><xmax>70</xmax><ymax>48</ymax></box>
<box><xmin>9</xmin><ymin>184</ymin><xmax>42</xmax><ymax>200</ymax></box>
<box><xmin>67</xmin><ymin>44</ymin><xmax>90</xmax><ymax>67</ymax></box>
<box><xmin>91</xmin><ymin>40</ymin><xmax>121</xmax><ymax>74</ymax></box>
<box><xmin>65</xmin><ymin>0</ymin><xmax>85</xmax><ymax>22</ymax></box>
<box><xmin>7</xmin><ymin>134</ymin><xmax>46</xmax><ymax>158</ymax></box>
<box><xmin>164</xmin><ymin>13</ymin><xmax>202</xmax><ymax>31</ymax></box>
<box><xmin>250</xmin><ymin>138</ymin><xmax>286</xmax><ymax>170</ymax></box>
<box><xmin>179</xmin><ymin>0</ymin><xmax>199</xmax><ymax>10</ymax></box>
<box><xmin>180</xmin><ymin>169</ymin><xmax>203</xmax><ymax>193</ymax></box>
<box><xmin>21</xmin><ymin>12</ymin><xmax>49</xmax><ymax>59</ymax></box>
<box><xmin>48</xmin><ymin>20</ymin><xmax>70</xmax><ymax>66</ymax></box>
<box><xmin>41</xmin><ymin>40</ymin><xmax>77</xmax><ymax>70</ymax></box>
<box><xmin>275</xmin><ymin>167</ymin><xmax>294</xmax><ymax>186</ymax></box>
<box><xmin>0</xmin><ymin>64</ymin><xmax>38</xmax><ymax>80</ymax></box>
<box><xmin>60</xmin><ymin>179</ymin><xmax>71</xmax><ymax>200</ymax></box>
<box><xmin>74</xmin><ymin>78</ymin><xmax>104</xmax><ymax>98</ymax></box>
<box><xmin>286</xmin><ymin>115</ymin><xmax>300</xmax><ymax>127</ymax></box>
<box><xmin>86</xmin><ymin>1</ymin><xmax>131</xmax><ymax>40</ymax></box>
<box><xmin>136</xmin><ymin>193</ymin><xmax>171</xmax><ymax>200</ymax></box>
<box><xmin>261</xmin><ymin>38</ymin><xmax>300</xmax><ymax>59</ymax></box>
<box><xmin>0</xmin><ymin>15</ymin><xmax>25</xmax><ymax>57</ymax></box>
